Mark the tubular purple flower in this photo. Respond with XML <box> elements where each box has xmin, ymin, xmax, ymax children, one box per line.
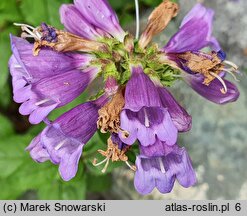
<box><xmin>73</xmin><ymin>0</ymin><xmax>126</xmax><ymax>41</ymax></box>
<box><xmin>184</xmin><ymin>73</ymin><xmax>240</xmax><ymax>104</ymax></box>
<box><xmin>157</xmin><ymin>87</ymin><xmax>192</xmax><ymax>132</ymax></box>
<box><xmin>17</xmin><ymin>68</ymin><xmax>99</xmax><ymax>124</ymax></box>
<box><xmin>139</xmin><ymin>138</ymin><xmax>174</xmax><ymax>157</ymax></box>
<box><xmin>163</xmin><ymin>3</ymin><xmax>220</xmax><ymax>53</ymax></box>
<box><xmin>26</xmin><ymin>96</ymin><xmax>107</xmax><ymax>181</ymax></box>
<box><xmin>134</xmin><ymin>146</ymin><xmax>196</xmax><ymax>195</ymax></box>
<box><xmin>60</xmin><ymin>4</ymin><xmax>107</xmax><ymax>39</ymax></box>
<box><xmin>26</xmin><ymin>134</ymin><xmax>50</xmax><ymax>163</ymax></box>
<box><xmin>119</xmin><ymin>65</ymin><xmax>178</xmax><ymax>147</ymax></box>
<box><xmin>9</xmin><ymin>35</ymin><xmax>93</xmax><ymax>100</ymax></box>
<box><xmin>159</xmin><ymin>3</ymin><xmax>239</xmax><ymax>105</ymax></box>
<box><xmin>10</xmin><ymin>36</ymin><xmax>92</xmax><ymax>82</ymax></box>
<box><xmin>9</xmin><ymin>35</ymin><xmax>98</xmax><ymax>124</ymax></box>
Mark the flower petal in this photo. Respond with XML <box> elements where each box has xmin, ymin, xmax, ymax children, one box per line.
<box><xmin>153</xmin><ymin>108</ymin><xmax>178</xmax><ymax>146</ymax></box>
<box><xmin>158</xmin><ymin>87</ymin><xmax>192</xmax><ymax>132</ymax></box>
<box><xmin>26</xmin><ymin>98</ymin><xmax>105</xmax><ymax>181</ymax></box>
<box><xmin>140</xmin><ymin>138</ymin><xmax>174</xmax><ymax>157</ymax></box>
<box><xmin>60</xmin><ymin>4</ymin><xmax>103</xmax><ymax>39</ymax></box>
<box><xmin>134</xmin><ymin>146</ymin><xmax>196</xmax><ymax>195</ymax></box>
<box><xmin>134</xmin><ymin>155</ymin><xmax>175</xmax><ymax>195</ymax></box>
<box><xmin>124</xmin><ymin>65</ymin><xmax>161</xmax><ymax>112</ymax></box>
<box><xmin>74</xmin><ymin>0</ymin><xmax>125</xmax><ymax>41</ymax></box>
<box><xmin>167</xmin><ymin>147</ymin><xmax>197</xmax><ymax>187</ymax></box>
<box><xmin>120</xmin><ymin>107</ymin><xmax>177</xmax><ymax>146</ymax></box>
<box><xmin>134</xmin><ymin>156</ymin><xmax>157</xmax><ymax>195</ymax></box>
<box><xmin>184</xmin><ymin>73</ymin><xmax>240</xmax><ymax>104</ymax></box>
<box><xmin>118</xmin><ymin>110</ymin><xmax>138</xmax><ymax>145</ymax></box>
<box><xmin>41</xmin><ymin>126</ymin><xmax>84</xmax><ymax>181</ymax></box>
<box><xmin>163</xmin><ymin>3</ymin><xmax>219</xmax><ymax>53</ymax></box>
<box><xmin>26</xmin><ymin>134</ymin><xmax>50</xmax><ymax>163</ymax></box>
<box><xmin>17</xmin><ymin>68</ymin><xmax>98</xmax><ymax>124</ymax></box>
<box><xmin>10</xmin><ymin>35</ymin><xmax>91</xmax><ymax>81</ymax></box>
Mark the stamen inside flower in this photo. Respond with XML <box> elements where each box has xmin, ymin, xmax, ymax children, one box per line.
<box><xmin>144</xmin><ymin>108</ymin><xmax>150</xmax><ymax>128</ymax></box>
<box><xmin>222</xmin><ymin>68</ymin><xmax>239</xmax><ymax>82</ymax></box>
<box><xmin>223</xmin><ymin>60</ymin><xmax>238</xmax><ymax>70</ymax></box>
<box><xmin>177</xmin><ymin>51</ymin><xmax>224</xmax><ymax>85</ymax></box>
<box><xmin>119</xmin><ymin>128</ymin><xmax>130</xmax><ymax>138</ymax></box>
<box><xmin>15</xmin><ymin>22</ymin><xmax>107</xmax><ymax>56</ymax></box>
<box><xmin>14</xmin><ymin>23</ymin><xmax>42</xmax><ymax>41</ymax></box>
<box><xmin>55</xmin><ymin>140</ymin><xmax>66</xmax><ymax>151</ymax></box>
<box><xmin>177</xmin><ymin>51</ymin><xmax>239</xmax><ymax>94</ymax></box>
<box><xmin>35</xmin><ymin>99</ymin><xmax>50</xmax><ymax>106</ymax></box>
<box><xmin>209</xmin><ymin>72</ymin><xmax>228</xmax><ymax>94</ymax></box>
<box><xmin>158</xmin><ymin>157</ymin><xmax>166</xmax><ymax>173</ymax></box>
<box><xmin>93</xmin><ymin>136</ymin><xmax>136</xmax><ymax>173</ymax></box>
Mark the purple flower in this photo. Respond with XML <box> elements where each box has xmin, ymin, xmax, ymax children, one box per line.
<box><xmin>157</xmin><ymin>86</ymin><xmax>192</xmax><ymax>132</ymax></box>
<box><xmin>163</xmin><ymin>3</ymin><xmax>220</xmax><ymax>53</ymax></box>
<box><xmin>9</xmin><ymin>35</ymin><xmax>98</xmax><ymax>124</ymax></box>
<box><xmin>27</xmin><ymin>96</ymin><xmax>107</xmax><ymax>181</ymax></box>
<box><xmin>139</xmin><ymin>137</ymin><xmax>175</xmax><ymax>158</ymax></box>
<box><xmin>161</xmin><ymin>3</ymin><xmax>240</xmax><ymax>104</ymax></box>
<box><xmin>134</xmin><ymin>145</ymin><xmax>196</xmax><ymax>195</ymax></box>
<box><xmin>184</xmin><ymin>72</ymin><xmax>240</xmax><ymax>104</ymax></box>
<box><xmin>60</xmin><ymin>4</ymin><xmax>106</xmax><ymax>40</ymax></box>
<box><xmin>26</xmin><ymin>135</ymin><xmax>50</xmax><ymax>163</ymax></box>
<box><xmin>119</xmin><ymin>65</ymin><xmax>178</xmax><ymax>147</ymax></box>
<box><xmin>60</xmin><ymin>0</ymin><xmax>126</xmax><ymax>41</ymax></box>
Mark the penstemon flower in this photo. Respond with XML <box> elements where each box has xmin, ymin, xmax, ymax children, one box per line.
<box><xmin>160</xmin><ymin>3</ymin><xmax>240</xmax><ymax>104</ymax></box>
<box><xmin>8</xmin><ymin>0</ymin><xmax>240</xmax><ymax>195</ymax></box>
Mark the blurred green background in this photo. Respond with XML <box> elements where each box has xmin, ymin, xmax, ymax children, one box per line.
<box><xmin>0</xmin><ymin>0</ymin><xmax>166</xmax><ymax>200</ymax></box>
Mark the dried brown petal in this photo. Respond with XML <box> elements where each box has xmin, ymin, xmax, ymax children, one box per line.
<box><xmin>139</xmin><ymin>0</ymin><xmax>179</xmax><ymax>49</ymax></box>
<box><xmin>178</xmin><ymin>52</ymin><xmax>224</xmax><ymax>85</ymax></box>
<box><xmin>97</xmin><ymin>88</ymin><xmax>125</xmax><ymax>133</ymax></box>
<box><xmin>33</xmin><ymin>30</ymin><xmax>108</xmax><ymax>55</ymax></box>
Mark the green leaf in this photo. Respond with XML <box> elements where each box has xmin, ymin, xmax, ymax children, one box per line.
<box><xmin>108</xmin><ymin>0</ymin><xmax>132</xmax><ymax>10</ymax></box>
<box><xmin>0</xmin><ymin>114</ymin><xmax>14</xmax><ymax>137</ymax></box>
<box><xmin>86</xmin><ymin>173</ymin><xmax>112</xmax><ymax>193</ymax></box>
<box><xmin>0</xmin><ymin>26</ymin><xmax>15</xmax><ymax>107</ymax></box>
<box><xmin>0</xmin><ymin>135</ymin><xmax>32</xmax><ymax>179</ymax></box>
<box><xmin>38</xmin><ymin>166</ymin><xmax>87</xmax><ymax>200</ymax></box>
<box><xmin>20</xmin><ymin>0</ymin><xmax>47</xmax><ymax>26</ymax></box>
<box><xmin>20</xmin><ymin>0</ymin><xmax>71</xmax><ymax>28</ymax></box>
<box><xmin>0</xmin><ymin>0</ymin><xmax>21</xmax><ymax>26</ymax></box>
<box><xmin>0</xmin><ymin>133</ymin><xmax>86</xmax><ymax>200</ymax></box>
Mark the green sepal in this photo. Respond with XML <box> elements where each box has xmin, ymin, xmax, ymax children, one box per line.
<box><xmin>103</xmin><ymin>61</ymin><xmax>120</xmax><ymax>81</ymax></box>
